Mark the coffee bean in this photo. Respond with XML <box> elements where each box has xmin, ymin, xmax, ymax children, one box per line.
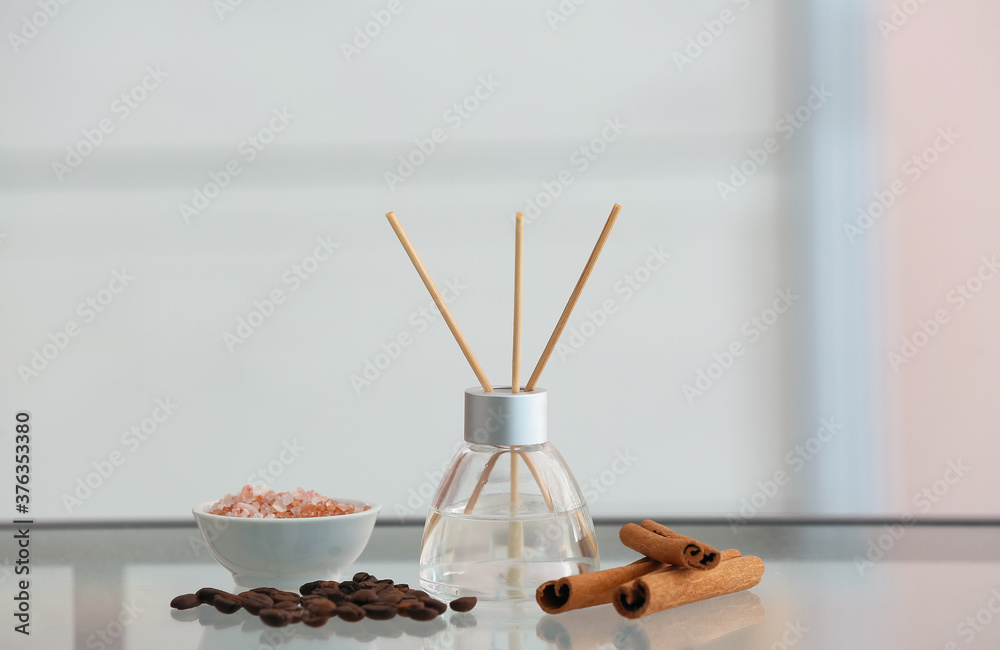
<box><xmin>394</xmin><ymin>583</ymin><xmax>409</xmax><ymax>590</ymax></box>
<box><xmin>409</xmin><ymin>589</ymin><xmax>431</xmax><ymax>600</ymax></box>
<box><xmin>338</xmin><ymin>581</ymin><xmax>359</xmax><ymax>594</ymax></box>
<box><xmin>299</xmin><ymin>580</ymin><xmax>324</xmax><ymax>595</ymax></box>
<box><xmin>298</xmin><ymin>599</ymin><xmax>328</xmax><ymax>614</ymax></box>
<box><xmin>353</xmin><ymin>571</ymin><xmax>372</xmax><ymax>583</ymax></box>
<box><xmin>350</xmin><ymin>589</ymin><xmax>378</xmax><ymax>604</ymax></box>
<box><xmin>285</xmin><ymin>609</ymin><xmax>305</xmax><ymax>623</ymax></box>
<box><xmin>407</xmin><ymin>606</ymin><xmax>439</xmax><ymax>621</ymax></box>
<box><xmin>423</xmin><ymin>599</ymin><xmax>447</xmax><ymax>614</ymax></box>
<box><xmin>267</xmin><ymin>589</ymin><xmax>301</xmax><ymax>602</ymax></box>
<box><xmin>239</xmin><ymin>600</ymin><xmax>265</xmax><ymax>615</ymax></box>
<box><xmin>375</xmin><ymin>578</ymin><xmax>394</xmax><ymax>586</ymax></box>
<box><xmin>238</xmin><ymin>591</ymin><xmax>273</xmax><ymax>604</ymax></box>
<box><xmin>308</xmin><ymin>581</ymin><xmax>338</xmax><ymax>594</ymax></box>
<box><xmin>305</xmin><ymin>599</ymin><xmax>337</xmax><ymax>616</ymax></box>
<box><xmin>252</xmin><ymin>586</ymin><xmax>295</xmax><ymax>597</ymax></box>
<box><xmin>237</xmin><ymin>592</ymin><xmax>273</xmax><ymax>614</ymax></box>
<box><xmin>213</xmin><ymin>596</ymin><xmax>242</xmax><ymax>614</ymax></box>
<box><xmin>449</xmin><ymin>596</ymin><xmax>477</xmax><ymax>612</ymax></box>
<box><xmin>259</xmin><ymin>609</ymin><xmax>288</xmax><ymax>628</ymax></box>
<box><xmin>321</xmin><ymin>590</ymin><xmax>349</xmax><ymax>604</ymax></box>
<box><xmin>362</xmin><ymin>603</ymin><xmax>397</xmax><ymax>620</ymax></box>
<box><xmin>195</xmin><ymin>587</ymin><xmax>227</xmax><ymax>604</ymax></box>
<box><xmin>379</xmin><ymin>591</ymin><xmax>405</xmax><ymax>605</ymax></box>
<box><xmin>272</xmin><ymin>600</ymin><xmax>299</xmax><ymax>611</ymax></box>
<box><xmin>396</xmin><ymin>600</ymin><xmax>424</xmax><ymax>617</ymax></box>
<box><xmin>302</xmin><ymin>614</ymin><xmax>329</xmax><ymax>628</ymax></box>
<box><xmin>336</xmin><ymin>603</ymin><xmax>366</xmax><ymax>622</ymax></box>
<box><xmin>170</xmin><ymin>594</ymin><xmax>201</xmax><ymax>610</ymax></box>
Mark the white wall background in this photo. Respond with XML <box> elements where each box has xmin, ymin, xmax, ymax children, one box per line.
<box><xmin>0</xmin><ymin>0</ymin><xmax>880</xmax><ymax>522</ymax></box>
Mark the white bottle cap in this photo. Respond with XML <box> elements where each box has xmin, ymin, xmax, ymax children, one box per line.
<box><xmin>464</xmin><ymin>386</ymin><xmax>548</xmax><ymax>446</ymax></box>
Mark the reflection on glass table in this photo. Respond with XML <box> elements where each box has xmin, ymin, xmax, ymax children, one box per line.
<box><xmin>6</xmin><ymin>522</ymin><xmax>1000</xmax><ymax>649</ymax></box>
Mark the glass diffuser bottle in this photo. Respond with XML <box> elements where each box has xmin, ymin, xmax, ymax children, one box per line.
<box><xmin>384</xmin><ymin>204</ymin><xmax>622</xmax><ymax>602</ymax></box>
<box><xmin>418</xmin><ymin>387</ymin><xmax>599</xmax><ymax>601</ymax></box>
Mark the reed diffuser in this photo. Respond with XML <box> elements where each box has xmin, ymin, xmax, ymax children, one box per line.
<box><xmin>385</xmin><ymin>204</ymin><xmax>622</xmax><ymax>601</ymax></box>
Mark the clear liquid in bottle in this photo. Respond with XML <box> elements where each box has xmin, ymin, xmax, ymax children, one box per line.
<box><xmin>419</xmin><ymin>493</ymin><xmax>598</xmax><ymax>601</ymax></box>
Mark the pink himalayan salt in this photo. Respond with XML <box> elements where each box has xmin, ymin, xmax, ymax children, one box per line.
<box><xmin>208</xmin><ymin>485</ymin><xmax>367</xmax><ymax>519</ymax></box>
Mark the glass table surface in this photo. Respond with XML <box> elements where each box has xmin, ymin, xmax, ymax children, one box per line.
<box><xmin>3</xmin><ymin>521</ymin><xmax>999</xmax><ymax>649</ymax></box>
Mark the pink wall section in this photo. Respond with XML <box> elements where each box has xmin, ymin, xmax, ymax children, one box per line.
<box><xmin>882</xmin><ymin>1</ymin><xmax>1000</xmax><ymax>515</ymax></box>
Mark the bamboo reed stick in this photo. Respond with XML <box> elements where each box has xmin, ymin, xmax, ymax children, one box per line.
<box><xmin>385</xmin><ymin>212</ymin><xmax>493</xmax><ymax>392</ymax></box>
<box><xmin>464</xmin><ymin>450</ymin><xmax>506</xmax><ymax>514</ymax></box>
<box><xmin>508</xmin><ymin>212</ymin><xmax>526</xmax><ymax>585</ymax></box>
<box><xmin>512</xmin><ymin>212</ymin><xmax>524</xmax><ymax>393</ymax></box>
<box><xmin>508</xmin><ymin>452</ymin><xmax>524</xmax><ymax>588</ymax></box>
<box><xmin>525</xmin><ymin>203</ymin><xmax>621</xmax><ymax>391</ymax></box>
<box><xmin>521</xmin><ymin>452</ymin><xmax>554</xmax><ymax>512</ymax></box>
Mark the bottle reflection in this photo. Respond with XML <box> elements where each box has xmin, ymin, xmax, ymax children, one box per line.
<box><xmin>419</xmin><ymin>603</ymin><xmax>533</xmax><ymax>650</ymax></box>
<box><xmin>537</xmin><ymin>592</ymin><xmax>765</xmax><ymax>650</ymax></box>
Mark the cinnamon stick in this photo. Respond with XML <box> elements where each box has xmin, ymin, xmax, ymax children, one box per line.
<box><xmin>535</xmin><ymin>548</ymin><xmax>741</xmax><ymax>615</ymax></box>
<box><xmin>649</xmin><ymin>547</ymin><xmax>740</xmax><ymax>573</ymax></box>
<box><xmin>619</xmin><ymin>521</ymin><xmax>721</xmax><ymax>570</ymax></box>
<box><xmin>613</xmin><ymin>554</ymin><xmax>765</xmax><ymax>619</ymax></box>
<box><xmin>536</xmin><ymin>558</ymin><xmax>661</xmax><ymax>614</ymax></box>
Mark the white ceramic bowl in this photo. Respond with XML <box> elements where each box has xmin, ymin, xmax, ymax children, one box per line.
<box><xmin>192</xmin><ymin>498</ymin><xmax>380</xmax><ymax>589</ymax></box>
